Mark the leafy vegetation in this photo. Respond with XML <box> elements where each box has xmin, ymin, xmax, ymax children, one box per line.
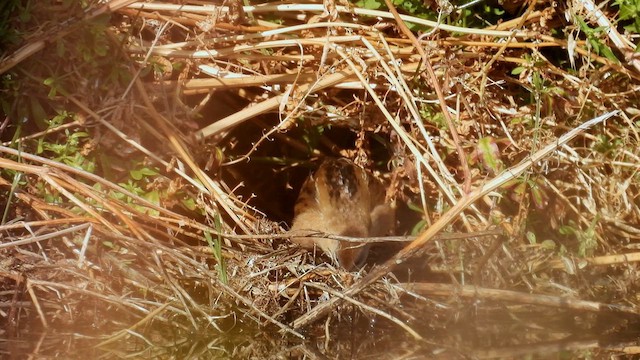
<box><xmin>615</xmin><ymin>0</ymin><xmax>640</xmax><ymax>34</ymax></box>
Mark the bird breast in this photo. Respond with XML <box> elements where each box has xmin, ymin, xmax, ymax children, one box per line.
<box><xmin>290</xmin><ymin>158</ymin><xmax>394</xmax><ymax>270</ymax></box>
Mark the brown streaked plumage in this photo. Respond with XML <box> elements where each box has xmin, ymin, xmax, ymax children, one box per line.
<box><xmin>290</xmin><ymin>158</ymin><xmax>395</xmax><ymax>270</ymax></box>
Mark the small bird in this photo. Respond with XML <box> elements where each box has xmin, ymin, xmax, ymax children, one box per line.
<box><xmin>290</xmin><ymin>158</ymin><xmax>395</xmax><ymax>270</ymax></box>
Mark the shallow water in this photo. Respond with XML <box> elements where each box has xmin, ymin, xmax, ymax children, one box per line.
<box><xmin>4</xmin><ymin>303</ymin><xmax>639</xmax><ymax>359</ymax></box>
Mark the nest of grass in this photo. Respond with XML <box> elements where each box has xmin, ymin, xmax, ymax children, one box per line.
<box><xmin>1</xmin><ymin>0</ymin><xmax>640</xmax><ymax>357</ymax></box>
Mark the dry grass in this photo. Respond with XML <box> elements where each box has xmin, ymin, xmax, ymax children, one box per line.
<box><xmin>1</xmin><ymin>0</ymin><xmax>640</xmax><ymax>357</ymax></box>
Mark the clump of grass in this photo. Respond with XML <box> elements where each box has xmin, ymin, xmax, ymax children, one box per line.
<box><xmin>1</xmin><ymin>0</ymin><xmax>639</xmax><ymax>357</ymax></box>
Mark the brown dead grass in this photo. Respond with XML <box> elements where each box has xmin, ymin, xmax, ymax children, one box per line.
<box><xmin>1</xmin><ymin>0</ymin><xmax>640</xmax><ymax>357</ymax></box>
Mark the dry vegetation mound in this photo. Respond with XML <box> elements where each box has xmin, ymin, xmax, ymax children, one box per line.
<box><xmin>1</xmin><ymin>0</ymin><xmax>639</xmax><ymax>358</ymax></box>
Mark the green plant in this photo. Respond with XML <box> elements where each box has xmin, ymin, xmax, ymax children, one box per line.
<box><xmin>300</xmin><ymin>121</ymin><xmax>328</xmax><ymax>154</ymax></box>
<box><xmin>593</xmin><ymin>134</ymin><xmax>624</xmax><ymax>155</ymax></box>
<box><xmin>43</xmin><ymin>75</ymin><xmax>72</xmax><ymax>99</ymax></box>
<box><xmin>1</xmin><ymin>171</ymin><xmax>22</xmax><ymax>225</ymax></box>
<box><xmin>115</xmin><ymin>179</ymin><xmax>161</xmax><ymax>216</ymax></box>
<box><xmin>614</xmin><ymin>0</ymin><xmax>640</xmax><ymax>34</ymax></box>
<box><xmin>355</xmin><ymin>0</ymin><xmax>383</xmax><ymax>10</ymax></box>
<box><xmin>525</xmin><ymin>231</ymin><xmax>557</xmax><ymax>250</ymax></box>
<box><xmin>419</xmin><ymin>104</ymin><xmax>445</xmax><ymax>129</ymax></box>
<box><xmin>38</xmin><ymin>127</ymin><xmax>94</xmax><ymax>172</ymax></box>
<box><xmin>0</xmin><ymin>0</ymin><xmax>28</xmax><ymax>51</ymax></box>
<box><xmin>503</xmin><ymin>176</ymin><xmax>549</xmax><ymax>210</ymax></box>
<box><xmin>470</xmin><ymin>136</ymin><xmax>504</xmax><ymax>175</ymax></box>
<box><xmin>576</xmin><ymin>16</ymin><xmax>619</xmax><ymax>62</ymax></box>
<box><xmin>559</xmin><ymin>219</ymin><xmax>599</xmax><ymax>258</ymax></box>
<box><xmin>407</xmin><ymin>201</ymin><xmax>428</xmax><ymax>235</ymax></box>
<box><xmin>111</xmin><ymin>163</ymin><xmax>163</xmax><ymax>216</ymax></box>
<box><xmin>205</xmin><ymin>215</ymin><xmax>228</xmax><ymax>284</ymax></box>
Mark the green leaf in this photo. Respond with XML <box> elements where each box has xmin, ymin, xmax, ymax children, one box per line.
<box><xmin>411</xmin><ymin>219</ymin><xmax>427</xmax><ymax>236</ymax></box>
<box><xmin>511</xmin><ymin>66</ymin><xmax>525</xmax><ymax>75</ymax></box>
<box><xmin>144</xmin><ymin>190</ymin><xmax>160</xmax><ymax>205</ymax></box>
<box><xmin>559</xmin><ymin>224</ymin><xmax>574</xmax><ymax>236</ymax></box>
<box><xmin>130</xmin><ymin>167</ymin><xmax>157</xmax><ymax>180</ymax></box>
<box><xmin>406</xmin><ymin>201</ymin><xmax>425</xmax><ymax>214</ymax></box>
<box><xmin>44</xmin><ymin>77</ymin><xmax>58</xmax><ymax>98</ymax></box>
<box><xmin>205</xmin><ymin>216</ymin><xmax>228</xmax><ymax>284</ymax></box>
<box><xmin>599</xmin><ymin>44</ymin><xmax>620</xmax><ymax>63</ymax></box>
<box><xmin>29</xmin><ymin>97</ymin><xmax>47</xmax><ymax>129</ymax></box>
<box><xmin>526</xmin><ymin>231</ymin><xmax>536</xmax><ymax>244</ymax></box>
<box><xmin>541</xmin><ymin>239</ymin><xmax>556</xmax><ymax>250</ymax></box>
<box><xmin>356</xmin><ymin>0</ymin><xmax>382</xmax><ymax>10</ymax></box>
<box><xmin>181</xmin><ymin>198</ymin><xmax>197</xmax><ymax>211</ymax></box>
<box><xmin>529</xmin><ymin>182</ymin><xmax>548</xmax><ymax>209</ymax></box>
<box><xmin>477</xmin><ymin>137</ymin><xmax>503</xmax><ymax>173</ymax></box>
<box><xmin>618</xmin><ymin>4</ymin><xmax>637</xmax><ymax>20</ymax></box>
<box><xmin>532</xmin><ymin>70</ymin><xmax>543</xmax><ymax>89</ymax></box>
